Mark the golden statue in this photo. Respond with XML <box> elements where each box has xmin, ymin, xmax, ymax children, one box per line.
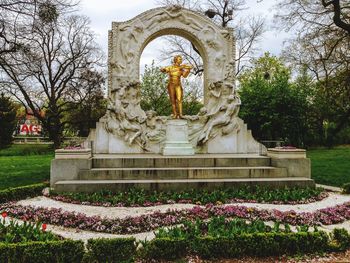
<box><xmin>160</xmin><ymin>55</ymin><xmax>193</xmax><ymax>119</ymax></box>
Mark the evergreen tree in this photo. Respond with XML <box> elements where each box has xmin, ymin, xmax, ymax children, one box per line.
<box><xmin>0</xmin><ymin>94</ymin><xmax>17</xmax><ymax>148</ymax></box>
<box><xmin>238</xmin><ymin>53</ymin><xmax>309</xmax><ymax>146</ymax></box>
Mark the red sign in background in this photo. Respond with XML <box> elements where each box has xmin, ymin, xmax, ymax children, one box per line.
<box><xmin>19</xmin><ymin>124</ymin><xmax>42</xmax><ymax>135</ymax></box>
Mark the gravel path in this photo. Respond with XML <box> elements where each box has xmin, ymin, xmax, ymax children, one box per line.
<box><xmin>3</xmin><ymin>216</ymin><xmax>155</xmax><ymax>242</ymax></box>
<box><xmin>18</xmin><ymin>196</ymin><xmax>195</xmax><ymax>219</ymax></box>
<box><xmin>17</xmin><ymin>193</ymin><xmax>350</xmax><ymax>220</ymax></box>
<box><xmin>13</xmin><ymin>192</ymin><xmax>350</xmax><ymax>241</ymax></box>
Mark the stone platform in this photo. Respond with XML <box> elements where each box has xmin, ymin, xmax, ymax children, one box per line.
<box><xmin>52</xmin><ymin>153</ymin><xmax>314</xmax><ymax>192</ymax></box>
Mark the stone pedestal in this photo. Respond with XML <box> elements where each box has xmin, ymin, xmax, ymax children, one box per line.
<box><xmin>162</xmin><ymin>119</ymin><xmax>195</xmax><ymax>155</ymax></box>
<box><xmin>51</xmin><ymin>148</ymin><xmax>92</xmax><ymax>187</ymax></box>
<box><xmin>267</xmin><ymin>148</ymin><xmax>311</xmax><ymax>178</ymax></box>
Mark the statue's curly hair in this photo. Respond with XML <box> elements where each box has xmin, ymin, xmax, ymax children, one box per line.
<box><xmin>173</xmin><ymin>55</ymin><xmax>182</xmax><ymax>63</ymax></box>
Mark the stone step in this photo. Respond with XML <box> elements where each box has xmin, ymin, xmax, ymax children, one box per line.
<box><xmin>54</xmin><ymin>177</ymin><xmax>315</xmax><ymax>192</ymax></box>
<box><xmin>78</xmin><ymin>166</ymin><xmax>287</xmax><ymax>180</ymax></box>
<box><xmin>92</xmin><ymin>154</ymin><xmax>271</xmax><ymax>168</ymax></box>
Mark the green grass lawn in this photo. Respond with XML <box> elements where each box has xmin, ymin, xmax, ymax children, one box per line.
<box><xmin>308</xmin><ymin>146</ymin><xmax>350</xmax><ymax>187</ymax></box>
<box><xmin>0</xmin><ymin>144</ymin><xmax>53</xmax><ymax>190</ymax></box>
<box><xmin>0</xmin><ymin>144</ymin><xmax>53</xmax><ymax>156</ymax></box>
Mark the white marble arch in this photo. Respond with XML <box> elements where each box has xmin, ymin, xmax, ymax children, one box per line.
<box><xmin>108</xmin><ymin>5</ymin><xmax>235</xmax><ymax>103</ymax></box>
<box><xmin>92</xmin><ymin>5</ymin><xmax>264</xmax><ymax>155</ymax></box>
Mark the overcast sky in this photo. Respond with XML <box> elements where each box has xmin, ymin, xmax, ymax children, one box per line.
<box><xmin>79</xmin><ymin>0</ymin><xmax>288</xmax><ymax>72</ymax></box>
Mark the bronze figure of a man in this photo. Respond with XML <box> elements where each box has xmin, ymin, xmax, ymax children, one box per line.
<box><xmin>160</xmin><ymin>55</ymin><xmax>192</xmax><ymax>119</ymax></box>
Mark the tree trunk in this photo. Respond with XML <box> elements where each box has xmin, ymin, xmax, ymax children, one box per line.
<box><xmin>47</xmin><ymin>117</ymin><xmax>63</xmax><ymax>149</ymax></box>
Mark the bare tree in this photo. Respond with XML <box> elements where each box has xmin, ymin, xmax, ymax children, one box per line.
<box><xmin>275</xmin><ymin>0</ymin><xmax>349</xmax><ymax>82</ymax></box>
<box><xmin>275</xmin><ymin>0</ymin><xmax>349</xmax><ymax>37</ymax></box>
<box><xmin>156</xmin><ymin>0</ymin><xmax>265</xmax><ymax>76</ymax></box>
<box><xmin>157</xmin><ymin>0</ymin><xmax>201</xmax><ymax>9</ymax></box>
<box><xmin>0</xmin><ymin>3</ymin><xmax>103</xmax><ymax>147</ymax></box>
<box><xmin>235</xmin><ymin>15</ymin><xmax>265</xmax><ymax>75</ymax></box>
<box><xmin>203</xmin><ymin>0</ymin><xmax>246</xmax><ymax>27</ymax></box>
<box><xmin>321</xmin><ymin>0</ymin><xmax>350</xmax><ymax>34</ymax></box>
<box><xmin>0</xmin><ymin>0</ymin><xmax>77</xmax><ymax>56</ymax></box>
<box><xmin>64</xmin><ymin>68</ymin><xmax>107</xmax><ymax>137</ymax></box>
<box><xmin>159</xmin><ymin>36</ymin><xmax>204</xmax><ymax>76</ymax></box>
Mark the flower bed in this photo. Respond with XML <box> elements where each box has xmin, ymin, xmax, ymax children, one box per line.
<box><xmin>0</xmin><ymin>212</ymin><xmax>59</xmax><ymax>243</ymax></box>
<box><xmin>2</xmin><ymin>201</ymin><xmax>350</xmax><ymax>235</ymax></box>
<box><xmin>48</xmin><ymin>186</ymin><xmax>328</xmax><ymax>207</ymax></box>
<box><xmin>156</xmin><ymin>217</ymin><xmax>295</xmax><ymax>239</ymax></box>
<box><xmin>0</xmin><ymin>211</ymin><xmax>81</xmax><ymax>263</ymax></box>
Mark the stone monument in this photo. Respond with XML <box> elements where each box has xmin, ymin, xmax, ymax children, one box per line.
<box><xmin>50</xmin><ymin>6</ymin><xmax>314</xmax><ymax>192</ymax></box>
<box><xmin>92</xmin><ymin>5</ymin><xmax>261</xmax><ymax>155</ymax></box>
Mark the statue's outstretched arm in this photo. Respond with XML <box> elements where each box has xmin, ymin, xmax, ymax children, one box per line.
<box><xmin>181</xmin><ymin>64</ymin><xmax>193</xmax><ymax>78</ymax></box>
<box><xmin>160</xmin><ymin>66</ymin><xmax>170</xmax><ymax>73</ymax></box>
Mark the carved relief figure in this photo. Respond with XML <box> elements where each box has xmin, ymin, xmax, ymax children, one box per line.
<box><xmin>206</xmin><ymin>81</ymin><xmax>223</xmax><ymax>115</ymax></box>
<box><xmin>108</xmin><ymin>99</ymin><xmax>144</xmax><ymax>146</ymax></box>
<box><xmin>199</xmin><ymin>25</ymin><xmax>226</xmax><ymax>71</ymax></box>
<box><xmin>145</xmin><ymin>6</ymin><xmax>203</xmax><ymax>32</ymax></box>
<box><xmin>160</xmin><ymin>55</ymin><xmax>193</xmax><ymax>119</ymax></box>
<box><xmin>144</xmin><ymin>110</ymin><xmax>166</xmax><ymax>141</ymax></box>
<box><xmin>197</xmin><ymin>93</ymin><xmax>241</xmax><ymax>145</ymax></box>
<box><xmin>224</xmin><ymin>60</ymin><xmax>235</xmax><ymax>82</ymax></box>
<box><xmin>116</xmin><ymin>22</ymin><xmax>144</xmax><ymax>74</ymax></box>
<box><xmin>106</xmin><ymin>81</ymin><xmax>146</xmax><ymax>147</ymax></box>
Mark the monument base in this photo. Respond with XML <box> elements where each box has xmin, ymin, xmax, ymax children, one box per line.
<box><xmin>162</xmin><ymin>119</ymin><xmax>195</xmax><ymax>156</ymax></box>
<box><xmin>51</xmin><ymin>153</ymin><xmax>314</xmax><ymax>193</ymax></box>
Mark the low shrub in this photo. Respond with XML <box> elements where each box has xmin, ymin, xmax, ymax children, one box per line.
<box><xmin>0</xmin><ymin>183</ymin><xmax>48</xmax><ymax>203</ymax></box>
<box><xmin>142</xmin><ymin>238</ymin><xmax>188</xmax><ymax>261</ymax></box>
<box><xmin>0</xmin><ymin>240</ymin><xmax>84</xmax><ymax>263</ymax></box>
<box><xmin>85</xmin><ymin>238</ymin><xmax>136</xmax><ymax>263</ymax></box>
<box><xmin>195</xmin><ymin>232</ymin><xmax>329</xmax><ymax>259</ymax></box>
<box><xmin>143</xmin><ymin>232</ymin><xmax>330</xmax><ymax>260</ymax></box>
<box><xmin>343</xmin><ymin>183</ymin><xmax>350</xmax><ymax>194</ymax></box>
<box><xmin>330</xmin><ymin>228</ymin><xmax>350</xmax><ymax>251</ymax></box>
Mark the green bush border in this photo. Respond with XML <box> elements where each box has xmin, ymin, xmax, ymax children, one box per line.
<box><xmin>0</xmin><ymin>183</ymin><xmax>48</xmax><ymax>203</ymax></box>
<box><xmin>142</xmin><ymin>231</ymin><xmax>332</xmax><ymax>260</ymax></box>
<box><xmin>343</xmin><ymin>183</ymin><xmax>350</xmax><ymax>194</ymax></box>
<box><xmin>0</xmin><ymin>230</ymin><xmax>349</xmax><ymax>262</ymax></box>
<box><xmin>140</xmin><ymin>237</ymin><xmax>188</xmax><ymax>260</ymax></box>
<box><xmin>0</xmin><ymin>240</ymin><xmax>84</xmax><ymax>263</ymax></box>
<box><xmin>84</xmin><ymin>238</ymin><xmax>136</xmax><ymax>263</ymax></box>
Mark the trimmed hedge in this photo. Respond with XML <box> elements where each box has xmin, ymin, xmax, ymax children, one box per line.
<box><xmin>143</xmin><ymin>232</ymin><xmax>330</xmax><ymax>260</ymax></box>
<box><xmin>141</xmin><ymin>238</ymin><xmax>188</xmax><ymax>260</ymax></box>
<box><xmin>343</xmin><ymin>183</ymin><xmax>350</xmax><ymax>194</ymax></box>
<box><xmin>0</xmin><ymin>183</ymin><xmax>48</xmax><ymax>203</ymax></box>
<box><xmin>0</xmin><ymin>231</ymin><xmax>348</xmax><ymax>262</ymax></box>
<box><xmin>0</xmin><ymin>240</ymin><xmax>84</xmax><ymax>263</ymax></box>
<box><xmin>84</xmin><ymin>238</ymin><xmax>136</xmax><ymax>263</ymax></box>
<box><xmin>330</xmin><ymin>228</ymin><xmax>350</xmax><ymax>251</ymax></box>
